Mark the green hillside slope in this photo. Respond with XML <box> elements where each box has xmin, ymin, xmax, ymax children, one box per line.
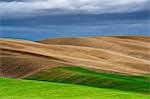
<box><xmin>26</xmin><ymin>66</ymin><xmax>150</xmax><ymax>94</ymax></box>
<box><xmin>0</xmin><ymin>77</ymin><xmax>149</xmax><ymax>99</ymax></box>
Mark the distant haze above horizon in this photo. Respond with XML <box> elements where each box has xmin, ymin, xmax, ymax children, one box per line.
<box><xmin>0</xmin><ymin>0</ymin><xmax>149</xmax><ymax>41</ymax></box>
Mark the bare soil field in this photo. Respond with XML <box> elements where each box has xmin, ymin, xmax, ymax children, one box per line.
<box><xmin>0</xmin><ymin>36</ymin><xmax>150</xmax><ymax>78</ymax></box>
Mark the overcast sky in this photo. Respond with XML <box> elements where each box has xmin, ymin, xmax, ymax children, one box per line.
<box><xmin>0</xmin><ymin>0</ymin><xmax>149</xmax><ymax>40</ymax></box>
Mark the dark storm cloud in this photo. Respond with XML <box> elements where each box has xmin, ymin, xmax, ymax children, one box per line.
<box><xmin>0</xmin><ymin>0</ymin><xmax>149</xmax><ymax>40</ymax></box>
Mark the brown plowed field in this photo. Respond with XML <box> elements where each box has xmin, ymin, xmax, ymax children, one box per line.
<box><xmin>0</xmin><ymin>36</ymin><xmax>149</xmax><ymax>78</ymax></box>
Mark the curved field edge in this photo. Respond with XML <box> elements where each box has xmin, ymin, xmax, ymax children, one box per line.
<box><xmin>26</xmin><ymin>66</ymin><xmax>150</xmax><ymax>94</ymax></box>
<box><xmin>0</xmin><ymin>77</ymin><xmax>149</xmax><ymax>99</ymax></box>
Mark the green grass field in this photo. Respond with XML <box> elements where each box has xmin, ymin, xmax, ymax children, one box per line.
<box><xmin>0</xmin><ymin>77</ymin><xmax>149</xmax><ymax>99</ymax></box>
<box><xmin>26</xmin><ymin>66</ymin><xmax>150</xmax><ymax>94</ymax></box>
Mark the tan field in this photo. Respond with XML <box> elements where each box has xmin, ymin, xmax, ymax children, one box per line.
<box><xmin>0</xmin><ymin>36</ymin><xmax>150</xmax><ymax>78</ymax></box>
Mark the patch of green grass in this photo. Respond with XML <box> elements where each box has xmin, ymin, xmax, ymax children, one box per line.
<box><xmin>26</xmin><ymin>66</ymin><xmax>150</xmax><ymax>94</ymax></box>
<box><xmin>0</xmin><ymin>77</ymin><xmax>149</xmax><ymax>99</ymax></box>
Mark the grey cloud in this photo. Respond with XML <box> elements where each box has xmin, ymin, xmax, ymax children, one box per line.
<box><xmin>0</xmin><ymin>0</ymin><xmax>148</xmax><ymax>18</ymax></box>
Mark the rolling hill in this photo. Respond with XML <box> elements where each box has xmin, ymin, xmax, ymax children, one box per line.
<box><xmin>0</xmin><ymin>36</ymin><xmax>150</xmax><ymax>95</ymax></box>
<box><xmin>26</xmin><ymin>66</ymin><xmax>150</xmax><ymax>93</ymax></box>
<box><xmin>1</xmin><ymin>77</ymin><xmax>149</xmax><ymax>99</ymax></box>
<box><xmin>0</xmin><ymin>36</ymin><xmax>150</xmax><ymax>78</ymax></box>
<box><xmin>38</xmin><ymin>36</ymin><xmax>150</xmax><ymax>61</ymax></box>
